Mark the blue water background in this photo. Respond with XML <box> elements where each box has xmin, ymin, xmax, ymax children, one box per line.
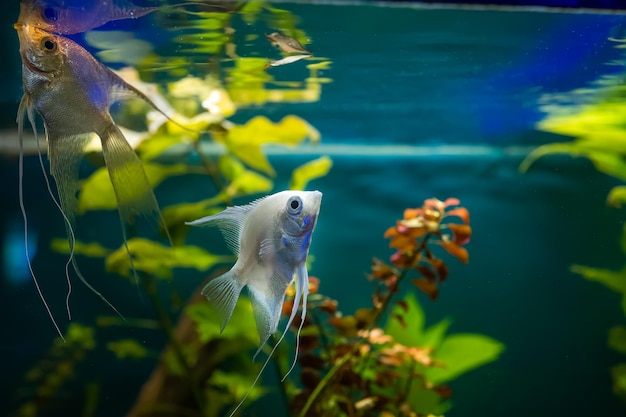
<box><xmin>1</xmin><ymin>1</ymin><xmax>626</xmax><ymax>416</ymax></box>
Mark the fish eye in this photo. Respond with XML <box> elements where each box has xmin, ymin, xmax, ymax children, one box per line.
<box><xmin>41</xmin><ymin>37</ymin><xmax>56</xmax><ymax>52</ymax></box>
<box><xmin>41</xmin><ymin>6</ymin><xmax>58</xmax><ymax>22</ymax></box>
<box><xmin>287</xmin><ymin>196</ymin><xmax>302</xmax><ymax>215</ymax></box>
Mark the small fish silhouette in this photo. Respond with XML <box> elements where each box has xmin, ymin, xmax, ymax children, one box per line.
<box><xmin>186</xmin><ymin>190</ymin><xmax>322</xmax><ymax>416</ymax></box>
<box><xmin>15</xmin><ymin>22</ymin><xmax>173</xmax><ymax>332</ymax></box>
<box><xmin>265</xmin><ymin>32</ymin><xmax>312</xmax><ymax>55</ymax></box>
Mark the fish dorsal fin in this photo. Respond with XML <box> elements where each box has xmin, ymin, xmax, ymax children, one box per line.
<box><xmin>200</xmin><ymin>269</ymin><xmax>244</xmax><ymax>332</ymax></box>
<box><xmin>104</xmin><ymin>67</ymin><xmax>201</xmax><ymax>136</ymax></box>
<box><xmin>226</xmin><ymin>265</ymin><xmax>310</xmax><ymax>417</ymax></box>
<box><xmin>186</xmin><ymin>201</ymin><xmax>258</xmax><ymax>255</ymax></box>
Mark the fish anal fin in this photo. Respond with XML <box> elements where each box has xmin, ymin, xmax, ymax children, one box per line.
<box><xmin>201</xmin><ymin>269</ymin><xmax>244</xmax><ymax>332</ymax></box>
<box><xmin>247</xmin><ymin>267</ymin><xmax>293</xmax><ymax>358</ymax></box>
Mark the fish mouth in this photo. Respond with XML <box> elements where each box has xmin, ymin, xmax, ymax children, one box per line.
<box><xmin>14</xmin><ymin>23</ymin><xmax>54</xmax><ymax>75</ymax></box>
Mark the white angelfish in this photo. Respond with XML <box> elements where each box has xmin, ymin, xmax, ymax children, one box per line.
<box><xmin>186</xmin><ymin>190</ymin><xmax>322</xmax><ymax>415</ymax></box>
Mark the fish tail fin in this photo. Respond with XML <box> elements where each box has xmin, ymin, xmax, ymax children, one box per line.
<box><xmin>17</xmin><ymin>95</ymin><xmax>65</xmax><ymax>341</ymax></box>
<box><xmin>201</xmin><ymin>269</ymin><xmax>244</xmax><ymax>332</ymax></box>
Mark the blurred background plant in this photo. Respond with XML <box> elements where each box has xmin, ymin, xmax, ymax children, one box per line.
<box><xmin>520</xmin><ymin>58</ymin><xmax>626</xmax><ymax>401</ymax></box>
<box><xmin>9</xmin><ymin>1</ymin><xmax>502</xmax><ymax>416</ymax></box>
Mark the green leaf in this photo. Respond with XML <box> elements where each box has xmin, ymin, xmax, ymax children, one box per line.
<box><xmin>608</xmin><ymin>326</ymin><xmax>626</xmax><ymax>354</ymax></box>
<box><xmin>607</xmin><ymin>186</ymin><xmax>626</xmax><ymax>208</ymax></box>
<box><xmin>107</xmin><ymin>339</ymin><xmax>149</xmax><ymax>360</ymax></box>
<box><xmin>290</xmin><ymin>156</ymin><xmax>332</xmax><ymax>190</ymax></box>
<box><xmin>611</xmin><ymin>363</ymin><xmax>626</xmax><ymax>401</ymax></box>
<box><xmin>384</xmin><ymin>293</ymin><xmax>424</xmax><ymax>346</ymax></box>
<box><xmin>79</xmin><ymin>164</ymin><xmax>187</xmax><ymax>213</ymax></box>
<box><xmin>162</xmin><ymin>198</ymin><xmax>223</xmax><ymax>228</ymax></box>
<box><xmin>225</xmin><ymin>116</ymin><xmax>320</xmax><ymax>176</ymax></box>
<box><xmin>519</xmin><ymin>142</ymin><xmax>578</xmax><ymax>173</ymax></box>
<box><xmin>426</xmin><ymin>334</ymin><xmax>505</xmax><ymax>385</ymax></box>
<box><xmin>64</xmin><ymin>323</ymin><xmax>96</xmax><ymax>350</ymax></box>
<box><xmin>218</xmin><ymin>155</ymin><xmax>273</xmax><ymax>198</ymax></box>
<box><xmin>421</xmin><ymin>317</ymin><xmax>453</xmax><ymax>350</ymax></box>
<box><xmin>406</xmin><ymin>382</ymin><xmax>446</xmax><ymax>416</ymax></box>
<box><xmin>105</xmin><ymin>238</ymin><xmax>231</xmax><ymax>279</ymax></box>
<box><xmin>51</xmin><ymin>239</ymin><xmax>110</xmax><ymax>258</ymax></box>
<box><xmin>571</xmin><ymin>264</ymin><xmax>626</xmax><ymax>294</ymax></box>
<box><xmin>519</xmin><ymin>141</ymin><xmax>626</xmax><ymax>181</ymax></box>
<box><xmin>186</xmin><ymin>297</ymin><xmax>258</xmax><ymax>345</ymax></box>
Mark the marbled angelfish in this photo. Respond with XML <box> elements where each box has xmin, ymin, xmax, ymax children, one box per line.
<box><xmin>186</xmin><ymin>190</ymin><xmax>322</xmax><ymax>415</ymax></box>
<box><xmin>14</xmin><ymin>22</ymin><xmax>172</xmax><ymax>333</ymax></box>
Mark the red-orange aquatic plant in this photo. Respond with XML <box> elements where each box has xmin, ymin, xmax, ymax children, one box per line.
<box><xmin>278</xmin><ymin>197</ymin><xmax>473</xmax><ymax>417</ymax></box>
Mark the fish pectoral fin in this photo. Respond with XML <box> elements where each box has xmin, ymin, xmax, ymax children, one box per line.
<box><xmin>99</xmin><ymin>123</ymin><xmax>161</xmax><ymax>223</ymax></box>
<box><xmin>186</xmin><ymin>203</ymin><xmax>257</xmax><ymax>255</ymax></box>
<box><xmin>258</xmin><ymin>238</ymin><xmax>281</xmax><ymax>260</ymax></box>
<box><xmin>201</xmin><ymin>269</ymin><xmax>244</xmax><ymax>332</ymax></box>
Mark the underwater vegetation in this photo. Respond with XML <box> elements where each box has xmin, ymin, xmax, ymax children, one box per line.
<box><xmin>10</xmin><ymin>1</ymin><xmax>503</xmax><ymax>416</ymax></box>
<box><xmin>521</xmin><ymin>49</ymin><xmax>626</xmax><ymax>402</ymax></box>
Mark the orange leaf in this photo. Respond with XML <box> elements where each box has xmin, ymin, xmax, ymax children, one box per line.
<box><xmin>448</xmin><ymin>223</ymin><xmax>472</xmax><ymax>245</ymax></box>
<box><xmin>282</xmin><ymin>299</ymin><xmax>294</xmax><ymax>316</ymax></box>
<box><xmin>389</xmin><ymin>235</ymin><xmax>417</xmax><ymax>252</ymax></box>
<box><xmin>403</xmin><ymin>208</ymin><xmax>423</xmax><ymax>220</ymax></box>
<box><xmin>440</xmin><ymin>239</ymin><xmax>469</xmax><ymax>263</ymax></box>
<box><xmin>416</xmin><ymin>265</ymin><xmax>436</xmax><ymax>282</ymax></box>
<box><xmin>424</xmin><ymin>198</ymin><xmax>445</xmax><ymax>211</ymax></box>
<box><xmin>412</xmin><ymin>278</ymin><xmax>438</xmax><ymax>300</ymax></box>
<box><xmin>318</xmin><ymin>299</ymin><xmax>338</xmax><ymax>315</ymax></box>
<box><xmin>308</xmin><ymin>276</ymin><xmax>320</xmax><ymax>294</ymax></box>
<box><xmin>427</xmin><ymin>257</ymin><xmax>449</xmax><ymax>283</ymax></box>
<box><xmin>384</xmin><ymin>226</ymin><xmax>399</xmax><ymax>239</ymax></box>
<box><xmin>329</xmin><ymin>316</ymin><xmax>359</xmax><ymax>337</ymax></box>
<box><xmin>446</xmin><ymin>207</ymin><xmax>470</xmax><ymax>224</ymax></box>
<box><xmin>443</xmin><ymin>198</ymin><xmax>460</xmax><ymax>207</ymax></box>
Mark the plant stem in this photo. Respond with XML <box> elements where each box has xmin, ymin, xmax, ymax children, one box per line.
<box><xmin>141</xmin><ymin>273</ymin><xmax>207</xmax><ymax>415</ymax></box>
<box><xmin>298</xmin><ymin>348</ymin><xmax>353</xmax><ymax>417</ymax></box>
<box><xmin>299</xmin><ymin>234</ymin><xmax>434</xmax><ymax>415</ymax></box>
<box><xmin>271</xmin><ymin>340</ymin><xmax>293</xmax><ymax>417</ymax></box>
<box><xmin>191</xmin><ymin>139</ymin><xmax>232</xmax><ymax>205</ymax></box>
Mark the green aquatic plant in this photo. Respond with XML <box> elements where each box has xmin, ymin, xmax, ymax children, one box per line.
<box><xmin>11</xmin><ymin>323</ymin><xmax>96</xmax><ymax>417</ymax></box>
<box><xmin>521</xmin><ymin>72</ymin><xmax>626</xmax><ymax>401</ymax></box>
